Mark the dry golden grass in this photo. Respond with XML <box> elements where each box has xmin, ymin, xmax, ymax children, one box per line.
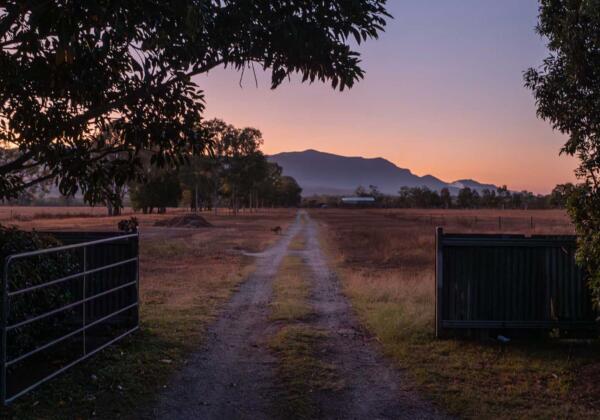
<box><xmin>312</xmin><ymin>208</ymin><xmax>600</xmax><ymax>419</ymax></box>
<box><xmin>1</xmin><ymin>207</ymin><xmax>295</xmax><ymax>419</ymax></box>
<box><xmin>0</xmin><ymin>205</ymin><xmax>119</xmax><ymax>222</ymax></box>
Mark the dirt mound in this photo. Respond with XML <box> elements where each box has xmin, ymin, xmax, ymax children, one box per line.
<box><xmin>154</xmin><ymin>214</ymin><xmax>213</xmax><ymax>228</ymax></box>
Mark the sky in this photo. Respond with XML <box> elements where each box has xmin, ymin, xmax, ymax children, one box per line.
<box><xmin>197</xmin><ymin>0</ymin><xmax>577</xmax><ymax>194</ymax></box>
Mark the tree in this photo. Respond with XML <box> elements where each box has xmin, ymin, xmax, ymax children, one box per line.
<box><xmin>0</xmin><ymin>2</ymin><xmax>390</xmax><ymax>205</ymax></box>
<box><xmin>496</xmin><ymin>185</ymin><xmax>510</xmax><ymax>209</ymax></box>
<box><xmin>550</xmin><ymin>183</ymin><xmax>575</xmax><ymax>208</ymax></box>
<box><xmin>480</xmin><ymin>189</ymin><xmax>498</xmax><ymax>208</ymax></box>
<box><xmin>276</xmin><ymin>176</ymin><xmax>303</xmax><ymax>207</ymax></box>
<box><xmin>129</xmin><ymin>171</ymin><xmax>182</xmax><ymax>214</ymax></box>
<box><xmin>257</xmin><ymin>163</ymin><xmax>284</xmax><ymax>208</ymax></box>
<box><xmin>355</xmin><ymin>186</ymin><xmax>369</xmax><ymax>197</ymax></box>
<box><xmin>398</xmin><ymin>186</ymin><xmax>412</xmax><ymax>208</ymax></box>
<box><xmin>457</xmin><ymin>187</ymin><xmax>479</xmax><ymax>209</ymax></box>
<box><xmin>525</xmin><ymin>1</ymin><xmax>600</xmax><ymax>305</ymax></box>
<box><xmin>178</xmin><ymin>156</ymin><xmax>214</xmax><ymax>211</ymax></box>
<box><xmin>440</xmin><ymin>188</ymin><xmax>452</xmax><ymax>209</ymax></box>
<box><xmin>215</xmin><ymin>122</ymin><xmax>265</xmax><ymax>214</ymax></box>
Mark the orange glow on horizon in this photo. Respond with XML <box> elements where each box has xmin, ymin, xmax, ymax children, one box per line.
<box><xmin>197</xmin><ymin>1</ymin><xmax>578</xmax><ymax>195</ymax></box>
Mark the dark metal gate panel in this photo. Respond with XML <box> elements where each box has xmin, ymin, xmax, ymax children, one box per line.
<box><xmin>1</xmin><ymin>231</ymin><xmax>139</xmax><ymax>404</ymax></box>
<box><xmin>435</xmin><ymin>228</ymin><xmax>597</xmax><ymax>337</ymax></box>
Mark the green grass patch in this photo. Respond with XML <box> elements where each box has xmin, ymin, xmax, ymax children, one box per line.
<box><xmin>270</xmin><ymin>255</ymin><xmax>313</xmax><ymax>322</ymax></box>
<box><xmin>269</xmin><ymin>253</ymin><xmax>342</xmax><ymax>419</ymax></box>
<box><xmin>269</xmin><ymin>325</ymin><xmax>342</xmax><ymax>419</ymax></box>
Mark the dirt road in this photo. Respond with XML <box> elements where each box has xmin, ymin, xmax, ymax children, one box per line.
<box><xmin>152</xmin><ymin>211</ymin><xmax>445</xmax><ymax>419</ymax></box>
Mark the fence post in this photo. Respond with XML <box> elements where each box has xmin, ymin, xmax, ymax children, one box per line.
<box><xmin>135</xmin><ymin>233</ymin><xmax>140</xmax><ymax>328</ymax></box>
<box><xmin>82</xmin><ymin>246</ymin><xmax>87</xmax><ymax>356</ymax></box>
<box><xmin>435</xmin><ymin>227</ymin><xmax>444</xmax><ymax>338</ymax></box>
<box><xmin>1</xmin><ymin>258</ymin><xmax>8</xmax><ymax>404</ymax></box>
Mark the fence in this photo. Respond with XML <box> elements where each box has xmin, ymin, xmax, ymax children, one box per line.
<box><xmin>1</xmin><ymin>231</ymin><xmax>139</xmax><ymax>404</ymax></box>
<box><xmin>435</xmin><ymin>228</ymin><xmax>598</xmax><ymax>338</ymax></box>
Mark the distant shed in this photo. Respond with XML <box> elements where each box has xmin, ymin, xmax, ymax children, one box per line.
<box><xmin>340</xmin><ymin>196</ymin><xmax>376</xmax><ymax>207</ymax></box>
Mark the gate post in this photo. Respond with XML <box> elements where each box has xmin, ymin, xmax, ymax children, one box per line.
<box><xmin>435</xmin><ymin>227</ymin><xmax>444</xmax><ymax>338</ymax></box>
<box><xmin>1</xmin><ymin>257</ymin><xmax>10</xmax><ymax>404</ymax></box>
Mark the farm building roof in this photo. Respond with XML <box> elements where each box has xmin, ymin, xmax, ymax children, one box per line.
<box><xmin>341</xmin><ymin>196</ymin><xmax>376</xmax><ymax>203</ymax></box>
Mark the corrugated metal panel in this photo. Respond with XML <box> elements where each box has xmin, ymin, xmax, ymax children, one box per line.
<box><xmin>435</xmin><ymin>229</ymin><xmax>598</xmax><ymax>338</ymax></box>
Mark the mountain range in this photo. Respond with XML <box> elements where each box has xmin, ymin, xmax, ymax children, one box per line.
<box><xmin>268</xmin><ymin>149</ymin><xmax>497</xmax><ymax>196</ymax></box>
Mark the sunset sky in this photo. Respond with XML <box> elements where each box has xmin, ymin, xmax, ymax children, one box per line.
<box><xmin>198</xmin><ymin>0</ymin><xmax>577</xmax><ymax>194</ymax></box>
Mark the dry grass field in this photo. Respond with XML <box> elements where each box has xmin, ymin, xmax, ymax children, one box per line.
<box><xmin>0</xmin><ymin>207</ymin><xmax>295</xmax><ymax>419</ymax></box>
<box><xmin>312</xmin><ymin>208</ymin><xmax>600</xmax><ymax>419</ymax></box>
<box><xmin>2</xmin><ymin>206</ymin><xmax>598</xmax><ymax>418</ymax></box>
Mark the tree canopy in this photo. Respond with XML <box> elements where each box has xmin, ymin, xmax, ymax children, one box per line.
<box><xmin>0</xmin><ymin>1</ymin><xmax>390</xmax><ymax>204</ymax></box>
<box><xmin>525</xmin><ymin>0</ymin><xmax>600</xmax><ymax>304</ymax></box>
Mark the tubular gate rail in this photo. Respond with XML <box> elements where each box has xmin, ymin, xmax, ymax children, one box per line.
<box><xmin>435</xmin><ymin>228</ymin><xmax>598</xmax><ymax>338</ymax></box>
<box><xmin>1</xmin><ymin>232</ymin><xmax>139</xmax><ymax>404</ymax></box>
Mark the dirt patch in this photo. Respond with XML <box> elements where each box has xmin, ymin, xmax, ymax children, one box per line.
<box><xmin>154</xmin><ymin>214</ymin><xmax>213</xmax><ymax>228</ymax></box>
<box><xmin>571</xmin><ymin>363</ymin><xmax>600</xmax><ymax>411</ymax></box>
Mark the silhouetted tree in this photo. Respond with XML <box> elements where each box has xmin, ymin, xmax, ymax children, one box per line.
<box><xmin>440</xmin><ymin>188</ymin><xmax>452</xmax><ymax>209</ymax></box>
<box><xmin>525</xmin><ymin>1</ymin><xmax>600</xmax><ymax>303</ymax></box>
<box><xmin>549</xmin><ymin>183</ymin><xmax>575</xmax><ymax>208</ymax></box>
<box><xmin>497</xmin><ymin>185</ymin><xmax>510</xmax><ymax>209</ymax></box>
<box><xmin>457</xmin><ymin>188</ymin><xmax>479</xmax><ymax>209</ymax></box>
<box><xmin>130</xmin><ymin>171</ymin><xmax>182</xmax><ymax>214</ymax></box>
<box><xmin>480</xmin><ymin>189</ymin><xmax>498</xmax><ymax>208</ymax></box>
<box><xmin>276</xmin><ymin>177</ymin><xmax>303</xmax><ymax>207</ymax></box>
<box><xmin>0</xmin><ymin>2</ymin><xmax>390</xmax><ymax>205</ymax></box>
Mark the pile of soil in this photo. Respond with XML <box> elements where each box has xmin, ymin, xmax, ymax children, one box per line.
<box><xmin>154</xmin><ymin>214</ymin><xmax>213</xmax><ymax>228</ymax></box>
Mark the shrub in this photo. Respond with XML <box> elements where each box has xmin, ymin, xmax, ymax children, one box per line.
<box><xmin>0</xmin><ymin>226</ymin><xmax>80</xmax><ymax>356</ymax></box>
<box><xmin>567</xmin><ymin>185</ymin><xmax>600</xmax><ymax>309</ymax></box>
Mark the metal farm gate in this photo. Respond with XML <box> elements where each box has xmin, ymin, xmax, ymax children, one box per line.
<box><xmin>1</xmin><ymin>231</ymin><xmax>139</xmax><ymax>403</ymax></box>
<box><xmin>435</xmin><ymin>228</ymin><xmax>598</xmax><ymax>338</ymax></box>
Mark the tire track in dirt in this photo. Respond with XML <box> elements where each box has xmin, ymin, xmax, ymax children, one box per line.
<box><xmin>297</xmin><ymin>211</ymin><xmax>447</xmax><ymax>419</ymax></box>
<box><xmin>152</xmin><ymin>212</ymin><xmax>302</xmax><ymax>420</ymax></box>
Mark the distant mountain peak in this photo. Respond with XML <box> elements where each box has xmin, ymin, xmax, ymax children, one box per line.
<box><xmin>268</xmin><ymin>149</ymin><xmax>495</xmax><ymax>196</ymax></box>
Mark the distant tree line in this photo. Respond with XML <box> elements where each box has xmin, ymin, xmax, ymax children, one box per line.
<box><xmin>303</xmin><ymin>183</ymin><xmax>576</xmax><ymax>210</ymax></box>
<box><xmin>128</xmin><ymin>119</ymin><xmax>302</xmax><ymax>214</ymax></box>
<box><xmin>1</xmin><ymin>119</ymin><xmax>303</xmax><ymax>214</ymax></box>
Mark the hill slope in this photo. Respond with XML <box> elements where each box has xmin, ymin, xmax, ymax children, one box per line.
<box><xmin>268</xmin><ymin>150</ymin><xmax>495</xmax><ymax>196</ymax></box>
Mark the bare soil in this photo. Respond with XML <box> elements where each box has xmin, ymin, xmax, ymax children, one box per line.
<box><xmin>152</xmin><ymin>211</ymin><xmax>444</xmax><ymax>419</ymax></box>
